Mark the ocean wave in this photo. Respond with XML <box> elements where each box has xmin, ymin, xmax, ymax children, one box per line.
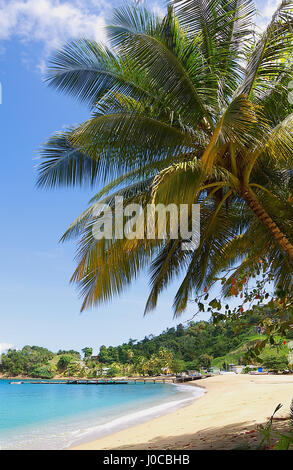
<box><xmin>65</xmin><ymin>383</ymin><xmax>205</xmax><ymax>449</ymax></box>
<box><xmin>0</xmin><ymin>382</ymin><xmax>205</xmax><ymax>450</ymax></box>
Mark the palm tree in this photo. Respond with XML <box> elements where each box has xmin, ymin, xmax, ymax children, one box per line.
<box><xmin>37</xmin><ymin>0</ymin><xmax>293</xmax><ymax>316</ymax></box>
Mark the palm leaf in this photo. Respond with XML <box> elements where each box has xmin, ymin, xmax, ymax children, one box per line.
<box><xmin>37</xmin><ymin>130</ymin><xmax>99</xmax><ymax>188</ymax></box>
<box><xmin>108</xmin><ymin>4</ymin><xmax>217</xmax><ymax>127</ymax></box>
<box><xmin>46</xmin><ymin>40</ymin><xmax>154</xmax><ymax>107</ymax></box>
<box><xmin>237</xmin><ymin>0</ymin><xmax>293</xmax><ymax>98</ymax></box>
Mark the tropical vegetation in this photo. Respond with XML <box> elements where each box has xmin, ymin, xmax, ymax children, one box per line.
<box><xmin>1</xmin><ymin>306</ymin><xmax>292</xmax><ymax>378</ymax></box>
<box><xmin>37</xmin><ymin>0</ymin><xmax>293</xmax><ymax>319</ymax></box>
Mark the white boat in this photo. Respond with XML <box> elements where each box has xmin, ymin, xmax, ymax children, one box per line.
<box><xmin>9</xmin><ymin>381</ymin><xmax>23</xmax><ymax>384</ymax></box>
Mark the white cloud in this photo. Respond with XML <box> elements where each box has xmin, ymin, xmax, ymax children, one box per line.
<box><xmin>149</xmin><ymin>2</ymin><xmax>165</xmax><ymax>19</ymax></box>
<box><xmin>256</xmin><ymin>0</ymin><xmax>281</xmax><ymax>31</ymax></box>
<box><xmin>0</xmin><ymin>0</ymin><xmax>108</xmax><ymax>51</ymax></box>
<box><xmin>0</xmin><ymin>0</ymin><xmax>283</xmax><ymax>71</ymax></box>
<box><xmin>0</xmin><ymin>342</ymin><xmax>14</xmax><ymax>354</ymax></box>
<box><xmin>261</xmin><ymin>0</ymin><xmax>280</xmax><ymax>19</ymax></box>
<box><xmin>0</xmin><ymin>1</ymin><xmax>281</xmax><ymax>49</ymax></box>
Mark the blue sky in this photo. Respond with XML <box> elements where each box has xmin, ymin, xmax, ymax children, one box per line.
<box><xmin>0</xmin><ymin>0</ymin><xmax>277</xmax><ymax>354</ymax></box>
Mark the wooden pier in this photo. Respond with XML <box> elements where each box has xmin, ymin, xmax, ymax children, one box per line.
<box><xmin>132</xmin><ymin>375</ymin><xmax>207</xmax><ymax>384</ymax></box>
<box><xmin>28</xmin><ymin>379</ymin><xmax>129</xmax><ymax>385</ymax></box>
<box><xmin>14</xmin><ymin>375</ymin><xmax>210</xmax><ymax>386</ymax></box>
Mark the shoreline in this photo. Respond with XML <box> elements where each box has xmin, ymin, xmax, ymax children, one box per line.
<box><xmin>70</xmin><ymin>374</ymin><xmax>293</xmax><ymax>450</ymax></box>
<box><xmin>66</xmin><ymin>382</ymin><xmax>205</xmax><ymax>449</ymax></box>
<box><xmin>0</xmin><ymin>378</ymin><xmax>201</xmax><ymax>450</ymax></box>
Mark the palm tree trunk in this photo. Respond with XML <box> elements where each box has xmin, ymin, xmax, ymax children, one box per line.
<box><xmin>241</xmin><ymin>187</ymin><xmax>293</xmax><ymax>264</ymax></box>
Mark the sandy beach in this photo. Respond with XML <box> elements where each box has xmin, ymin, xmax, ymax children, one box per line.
<box><xmin>71</xmin><ymin>374</ymin><xmax>293</xmax><ymax>450</ymax></box>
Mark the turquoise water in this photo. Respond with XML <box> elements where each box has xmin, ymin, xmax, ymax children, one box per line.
<box><xmin>0</xmin><ymin>380</ymin><xmax>204</xmax><ymax>449</ymax></box>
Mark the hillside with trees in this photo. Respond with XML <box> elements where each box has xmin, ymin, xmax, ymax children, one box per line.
<box><xmin>1</xmin><ymin>308</ymin><xmax>292</xmax><ymax>378</ymax></box>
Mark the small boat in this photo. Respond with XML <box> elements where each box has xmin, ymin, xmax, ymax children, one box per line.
<box><xmin>9</xmin><ymin>381</ymin><xmax>24</xmax><ymax>385</ymax></box>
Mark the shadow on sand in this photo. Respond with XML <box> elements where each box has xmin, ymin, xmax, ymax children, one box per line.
<box><xmin>108</xmin><ymin>419</ymin><xmax>290</xmax><ymax>450</ymax></box>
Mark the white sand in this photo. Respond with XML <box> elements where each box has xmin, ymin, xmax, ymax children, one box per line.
<box><xmin>71</xmin><ymin>374</ymin><xmax>293</xmax><ymax>450</ymax></box>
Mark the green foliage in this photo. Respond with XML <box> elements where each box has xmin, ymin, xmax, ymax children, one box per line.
<box><xmin>212</xmin><ymin>333</ymin><xmax>291</xmax><ymax>372</ymax></box>
<box><xmin>257</xmin><ymin>403</ymin><xmax>284</xmax><ymax>449</ymax></box>
<box><xmin>106</xmin><ymin>365</ymin><xmax>120</xmax><ymax>377</ymax></box>
<box><xmin>257</xmin><ymin>401</ymin><xmax>293</xmax><ymax>450</ymax></box>
<box><xmin>184</xmin><ymin>360</ymin><xmax>200</xmax><ymax>371</ymax></box>
<box><xmin>67</xmin><ymin>362</ymin><xmax>82</xmax><ymax>376</ymax></box>
<box><xmin>242</xmin><ymin>366</ymin><xmax>257</xmax><ymax>374</ymax></box>
<box><xmin>81</xmin><ymin>347</ymin><xmax>93</xmax><ymax>359</ymax></box>
<box><xmin>0</xmin><ymin>346</ymin><xmax>54</xmax><ymax>377</ymax></box>
<box><xmin>29</xmin><ymin>366</ymin><xmax>54</xmax><ymax>379</ymax></box>
<box><xmin>170</xmin><ymin>359</ymin><xmax>186</xmax><ymax>373</ymax></box>
<box><xmin>261</xmin><ymin>352</ymin><xmax>289</xmax><ymax>371</ymax></box>
<box><xmin>198</xmin><ymin>354</ymin><xmax>213</xmax><ymax>369</ymax></box>
<box><xmin>56</xmin><ymin>354</ymin><xmax>75</xmax><ymax>371</ymax></box>
<box><xmin>89</xmin><ymin>312</ymin><xmax>288</xmax><ymax>373</ymax></box>
<box><xmin>37</xmin><ymin>0</ymin><xmax>293</xmax><ymax>318</ymax></box>
<box><xmin>86</xmin><ymin>369</ymin><xmax>99</xmax><ymax>378</ymax></box>
<box><xmin>1</xmin><ymin>303</ymin><xmax>291</xmax><ymax>378</ymax></box>
<box><xmin>57</xmin><ymin>349</ymin><xmax>81</xmax><ymax>359</ymax></box>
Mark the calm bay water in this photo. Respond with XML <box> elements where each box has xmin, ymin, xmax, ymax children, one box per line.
<box><xmin>0</xmin><ymin>379</ymin><xmax>204</xmax><ymax>449</ymax></box>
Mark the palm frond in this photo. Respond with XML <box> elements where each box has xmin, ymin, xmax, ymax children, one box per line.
<box><xmin>37</xmin><ymin>130</ymin><xmax>99</xmax><ymax>188</ymax></box>
<box><xmin>263</xmin><ymin>114</ymin><xmax>293</xmax><ymax>164</ymax></box>
<box><xmin>173</xmin><ymin>192</ymin><xmax>236</xmax><ymax>315</ymax></box>
<box><xmin>108</xmin><ymin>4</ymin><xmax>217</xmax><ymax>127</ymax></box>
<box><xmin>237</xmin><ymin>0</ymin><xmax>293</xmax><ymax>98</ymax></box>
<box><xmin>144</xmin><ymin>239</ymin><xmax>187</xmax><ymax>314</ymax></box>
<box><xmin>46</xmin><ymin>40</ymin><xmax>151</xmax><ymax>107</ymax></box>
<box><xmin>38</xmin><ymin>0</ymin><xmax>293</xmax><ymax>314</ymax></box>
<box><xmin>70</xmin><ymin>95</ymin><xmax>193</xmax><ymax>179</ymax></box>
<box><xmin>61</xmin><ymin>177</ymin><xmax>154</xmax><ymax>242</ymax></box>
<box><xmin>172</xmin><ymin>0</ymin><xmax>256</xmax><ymax>97</ymax></box>
<box><xmin>201</xmin><ymin>95</ymin><xmax>268</xmax><ymax>170</ymax></box>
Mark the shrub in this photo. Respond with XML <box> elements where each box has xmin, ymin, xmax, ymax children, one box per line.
<box><xmin>29</xmin><ymin>366</ymin><xmax>54</xmax><ymax>379</ymax></box>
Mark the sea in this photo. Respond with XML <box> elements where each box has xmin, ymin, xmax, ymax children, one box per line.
<box><xmin>0</xmin><ymin>379</ymin><xmax>205</xmax><ymax>449</ymax></box>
